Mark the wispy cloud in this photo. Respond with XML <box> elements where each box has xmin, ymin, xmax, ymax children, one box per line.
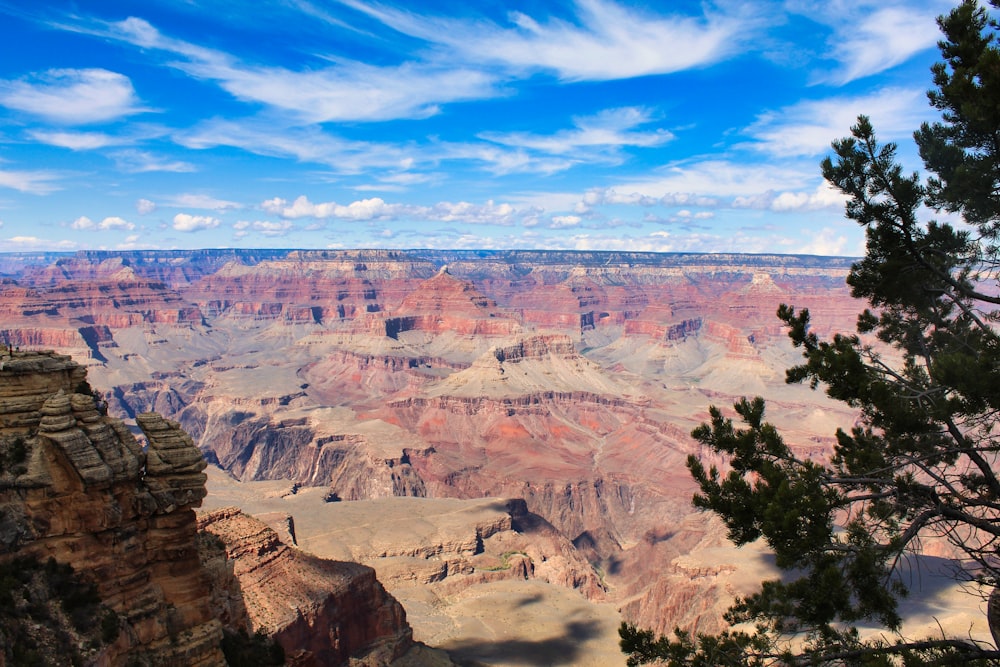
<box><xmin>0</xmin><ymin>68</ymin><xmax>148</xmax><ymax>124</ymax></box>
<box><xmin>116</xmin><ymin>233</ymin><xmax>147</xmax><ymax>250</ymax></box>
<box><xmin>340</xmin><ymin>0</ymin><xmax>753</xmax><ymax>81</ymax></box>
<box><xmin>480</xmin><ymin>107</ymin><xmax>672</xmax><ymax>156</ymax></box>
<box><xmin>27</xmin><ymin>124</ymin><xmax>170</xmax><ymax>151</ymax></box>
<box><xmin>2</xmin><ymin>235</ymin><xmax>77</xmax><ymax>250</ymax></box>
<box><xmin>261</xmin><ymin>195</ymin><xmax>530</xmax><ymax>226</ymax></box>
<box><xmin>829</xmin><ymin>6</ymin><xmax>942</xmax><ymax>83</ymax></box>
<box><xmin>177</xmin><ymin>117</ymin><xmax>581</xmax><ymax>176</ymax></box>
<box><xmin>608</xmin><ymin>159</ymin><xmax>819</xmax><ymax>202</ymax></box>
<box><xmin>101</xmin><ymin>17</ymin><xmax>497</xmax><ymax>123</ymax></box>
<box><xmin>160</xmin><ymin>193</ymin><xmax>243</xmax><ymax>211</ymax></box>
<box><xmin>0</xmin><ymin>168</ymin><xmax>61</xmax><ymax>194</ymax></box>
<box><xmin>175</xmin><ymin>119</ymin><xmax>412</xmax><ymax>173</ymax></box>
<box><xmin>534</xmin><ymin>159</ymin><xmax>846</xmax><ymax>217</ymax></box>
<box><xmin>743</xmin><ymin>87</ymin><xmax>930</xmax><ymax>156</ymax></box>
<box><xmin>792</xmin><ymin>225</ymin><xmax>855</xmax><ymax>256</ymax></box>
<box><xmin>111</xmin><ymin>150</ymin><xmax>196</xmax><ymax>173</ymax></box>
<box><xmin>28</xmin><ymin>130</ymin><xmax>130</xmax><ymax>150</ymax></box>
<box><xmin>787</xmin><ymin>0</ymin><xmax>945</xmax><ymax>84</ymax></box>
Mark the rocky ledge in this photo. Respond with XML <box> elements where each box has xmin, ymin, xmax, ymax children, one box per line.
<box><xmin>199</xmin><ymin>507</ymin><xmax>413</xmax><ymax>666</ymax></box>
<box><xmin>0</xmin><ymin>351</ymin><xmax>416</xmax><ymax>666</ymax></box>
<box><xmin>0</xmin><ymin>351</ymin><xmax>222</xmax><ymax>665</ymax></box>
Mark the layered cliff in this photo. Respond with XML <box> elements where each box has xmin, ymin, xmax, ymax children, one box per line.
<box><xmin>199</xmin><ymin>507</ymin><xmax>413</xmax><ymax>666</ymax></box>
<box><xmin>0</xmin><ymin>351</ymin><xmax>418</xmax><ymax>666</ymax></box>
<box><xmin>0</xmin><ymin>350</ymin><xmax>223</xmax><ymax>665</ymax></box>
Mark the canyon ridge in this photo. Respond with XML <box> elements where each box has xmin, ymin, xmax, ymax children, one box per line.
<box><xmin>1</xmin><ymin>248</ymin><xmax>986</xmax><ymax>664</ymax></box>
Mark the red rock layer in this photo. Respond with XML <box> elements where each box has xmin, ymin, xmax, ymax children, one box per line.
<box><xmin>378</xmin><ymin>269</ymin><xmax>521</xmax><ymax>338</ymax></box>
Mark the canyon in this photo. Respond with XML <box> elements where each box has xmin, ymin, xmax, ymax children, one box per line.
<box><xmin>0</xmin><ymin>248</ymin><xmax>985</xmax><ymax>664</ymax></box>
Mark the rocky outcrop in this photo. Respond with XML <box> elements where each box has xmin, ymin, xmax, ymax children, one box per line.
<box><xmin>491</xmin><ymin>334</ymin><xmax>577</xmax><ymax>362</ymax></box>
<box><xmin>199</xmin><ymin>507</ymin><xmax>413</xmax><ymax>666</ymax></box>
<box><xmin>198</xmin><ymin>413</ymin><xmax>428</xmax><ymax>497</ymax></box>
<box><xmin>0</xmin><ymin>351</ymin><xmax>419</xmax><ymax>666</ymax></box>
<box><xmin>0</xmin><ymin>351</ymin><xmax>223</xmax><ymax>665</ymax></box>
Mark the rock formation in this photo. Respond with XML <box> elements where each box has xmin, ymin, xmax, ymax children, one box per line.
<box><xmin>0</xmin><ymin>351</ymin><xmax>419</xmax><ymax>666</ymax></box>
<box><xmin>0</xmin><ymin>350</ymin><xmax>223</xmax><ymax>665</ymax></box>
<box><xmin>199</xmin><ymin>507</ymin><xmax>413</xmax><ymax>666</ymax></box>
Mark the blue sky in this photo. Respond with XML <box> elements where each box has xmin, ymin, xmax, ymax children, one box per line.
<box><xmin>0</xmin><ymin>0</ymin><xmax>954</xmax><ymax>254</ymax></box>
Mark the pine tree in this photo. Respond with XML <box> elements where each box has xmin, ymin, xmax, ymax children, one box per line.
<box><xmin>622</xmin><ymin>1</ymin><xmax>1000</xmax><ymax>664</ymax></box>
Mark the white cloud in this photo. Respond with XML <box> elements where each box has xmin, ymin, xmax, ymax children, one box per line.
<box><xmin>232</xmin><ymin>220</ymin><xmax>293</xmax><ymax>237</ymax></box>
<box><xmin>793</xmin><ymin>226</ymin><xmax>851</xmax><ymax>256</ymax></box>
<box><xmin>116</xmin><ymin>234</ymin><xmax>145</xmax><ymax>250</ymax></box>
<box><xmin>480</xmin><ymin>107</ymin><xmax>672</xmax><ymax>155</ymax></box>
<box><xmin>136</xmin><ymin>198</ymin><xmax>157</xmax><ymax>215</ymax></box>
<box><xmin>104</xmin><ymin>17</ymin><xmax>497</xmax><ymax>123</ymax></box>
<box><xmin>550</xmin><ymin>215</ymin><xmax>582</xmax><ymax>229</ymax></box>
<box><xmin>177</xmin><ymin>116</ymin><xmax>586</xmax><ymax>177</ymax></box>
<box><xmin>448</xmin><ymin>145</ymin><xmax>574</xmax><ymax>176</ymax></box>
<box><xmin>789</xmin><ymin>1</ymin><xmax>945</xmax><ymax>84</ymax></box>
<box><xmin>172</xmin><ymin>213</ymin><xmax>220</xmax><ymax>232</ymax></box>
<box><xmin>674</xmin><ymin>210</ymin><xmax>716</xmax><ymax>220</ymax></box>
<box><xmin>744</xmin><ymin>87</ymin><xmax>930</xmax><ymax>157</ymax></box>
<box><xmin>98</xmin><ymin>216</ymin><xmax>135</xmax><ymax>231</ymax></box>
<box><xmin>603</xmin><ymin>160</ymin><xmax>820</xmax><ymax>204</ymax></box>
<box><xmin>581</xmin><ymin>188</ymin><xmax>661</xmax><ymax>208</ymax></box>
<box><xmin>161</xmin><ymin>193</ymin><xmax>242</xmax><ymax>211</ymax></box>
<box><xmin>0</xmin><ymin>68</ymin><xmax>147</xmax><ymax>124</ymax></box>
<box><xmin>659</xmin><ymin>193</ymin><xmax>720</xmax><ymax>207</ymax></box>
<box><xmin>176</xmin><ymin>119</ymin><xmax>411</xmax><ymax>173</ymax></box>
<box><xmin>28</xmin><ymin>130</ymin><xmax>126</xmax><ymax>150</ymax></box>
<box><xmin>0</xmin><ymin>169</ymin><xmax>61</xmax><ymax>194</ymax></box>
<box><xmin>768</xmin><ymin>183</ymin><xmax>846</xmax><ymax>212</ymax></box>
<box><xmin>262</xmin><ymin>195</ymin><xmax>394</xmax><ymax>220</ymax></box>
<box><xmin>428</xmin><ymin>200</ymin><xmax>520</xmax><ymax>225</ymax></box>
<box><xmin>71</xmin><ymin>215</ymin><xmax>136</xmax><ymax>231</ymax></box>
<box><xmin>522</xmin><ymin>160</ymin><xmax>844</xmax><ymax>219</ymax></box>
<box><xmin>112</xmin><ymin>150</ymin><xmax>196</xmax><ymax>173</ymax></box>
<box><xmin>261</xmin><ymin>195</ymin><xmax>527</xmax><ymax>226</ymax></box>
<box><xmin>343</xmin><ymin>0</ymin><xmax>752</xmax><ymax>81</ymax></box>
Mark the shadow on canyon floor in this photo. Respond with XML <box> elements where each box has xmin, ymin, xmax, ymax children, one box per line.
<box><xmin>440</xmin><ymin>618</ymin><xmax>605</xmax><ymax>666</ymax></box>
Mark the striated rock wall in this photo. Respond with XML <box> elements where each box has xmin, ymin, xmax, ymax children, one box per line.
<box><xmin>491</xmin><ymin>334</ymin><xmax>577</xmax><ymax>362</ymax></box>
<box><xmin>0</xmin><ymin>351</ymin><xmax>223</xmax><ymax>665</ymax></box>
<box><xmin>0</xmin><ymin>351</ymin><xmax>419</xmax><ymax>666</ymax></box>
<box><xmin>199</xmin><ymin>507</ymin><xmax>413</xmax><ymax>666</ymax></box>
<box><xmin>198</xmin><ymin>413</ymin><xmax>428</xmax><ymax>497</ymax></box>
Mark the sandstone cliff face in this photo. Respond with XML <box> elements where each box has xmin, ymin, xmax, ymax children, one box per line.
<box><xmin>0</xmin><ymin>351</ymin><xmax>420</xmax><ymax>666</ymax></box>
<box><xmin>0</xmin><ymin>351</ymin><xmax>223</xmax><ymax>666</ymax></box>
<box><xmin>199</xmin><ymin>507</ymin><xmax>413</xmax><ymax>666</ymax></box>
